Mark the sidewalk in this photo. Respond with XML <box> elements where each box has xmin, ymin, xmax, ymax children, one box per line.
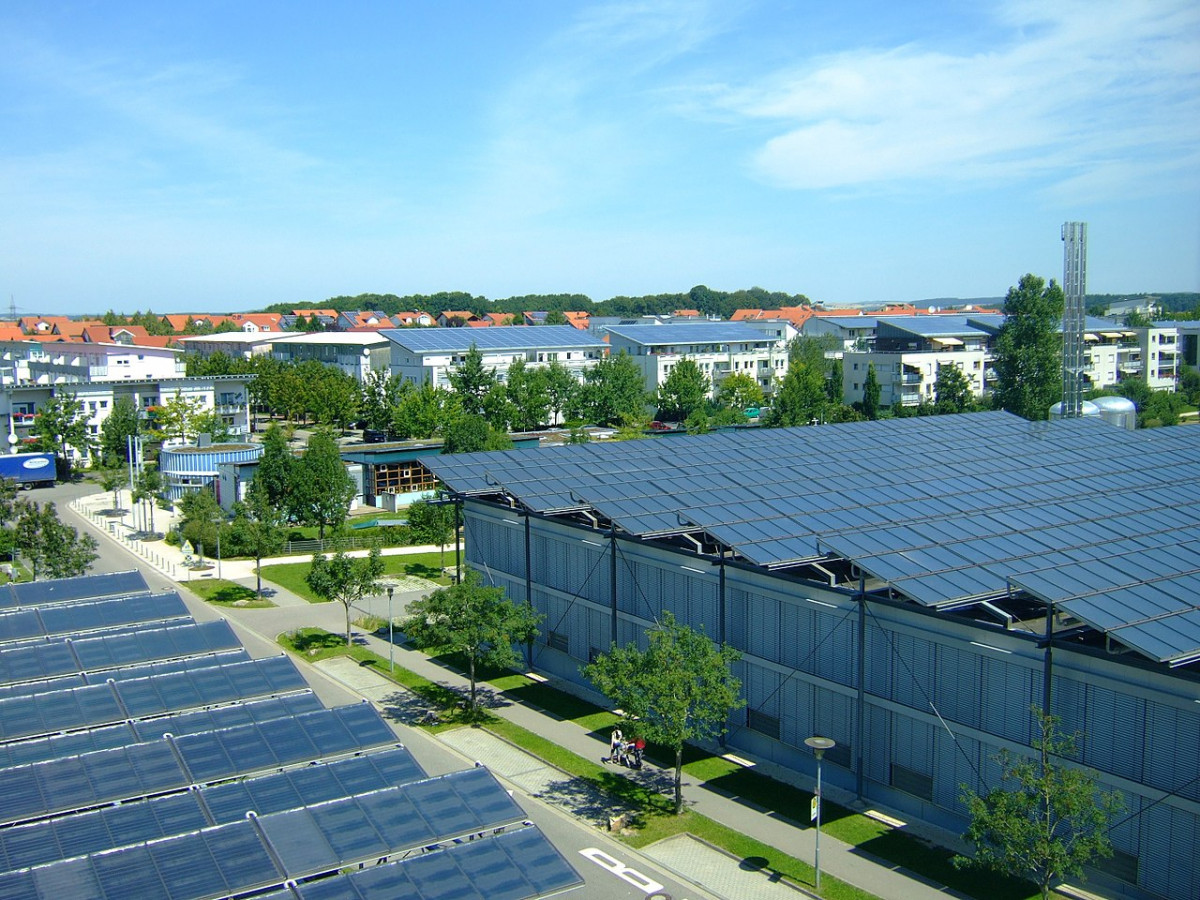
<box><xmin>69</xmin><ymin>487</ymin><xmax>968</xmax><ymax>900</ymax></box>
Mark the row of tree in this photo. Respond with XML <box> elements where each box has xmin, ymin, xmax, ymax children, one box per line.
<box><xmin>0</xmin><ymin>481</ymin><xmax>98</xmax><ymax>580</ymax></box>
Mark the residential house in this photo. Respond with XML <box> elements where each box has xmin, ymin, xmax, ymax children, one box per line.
<box><xmin>437</xmin><ymin>311</ymin><xmax>477</xmax><ymax>327</ymax></box>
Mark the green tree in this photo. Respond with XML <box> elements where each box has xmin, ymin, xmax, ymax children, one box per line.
<box><xmin>306</xmin><ymin>547</ymin><xmax>386</xmax><ymax>646</ymax></box>
<box><xmin>542</xmin><ymin>360</ymin><xmax>578</xmax><ymax>425</ymax></box>
<box><xmin>935</xmin><ymin>362</ymin><xmax>975</xmax><ymax>414</ymax></box>
<box><xmin>956</xmin><ymin>707</ymin><xmax>1124</xmax><ymax>900</ymax></box>
<box><xmin>0</xmin><ymin>479</ymin><xmax>18</xmax><ymax>529</ymax></box>
<box><xmin>191</xmin><ymin>409</ymin><xmax>235</xmax><ymax>443</ymax></box>
<box><xmin>991</xmin><ymin>274</ymin><xmax>1064</xmax><ymax>421</ymax></box>
<box><xmin>582</xmin><ymin>612</ymin><xmax>744</xmax><ymax>814</ymax></box>
<box><xmin>156</xmin><ymin>390</ymin><xmax>206</xmax><ymax>443</ymax></box>
<box><xmin>392</xmin><ymin>383</ymin><xmax>460</xmax><ymax>440</ymax></box>
<box><xmin>360</xmin><ymin>370</ymin><xmax>406</xmax><ymax>432</ymax></box>
<box><xmin>98</xmin><ymin>468</ymin><xmax>126</xmax><ymax>513</ymax></box>
<box><xmin>716</xmin><ymin>372</ymin><xmax>764</xmax><ymax>413</ymax></box>
<box><xmin>14</xmin><ymin>501</ymin><xmax>99</xmax><ymax>580</ymax></box>
<box><xmin>448</xmin><ymin>345</ymin><xmax>498</xmax><ymax>417</ymax></box>
<box><xmin>177</xmin><ymin>487</ymin><xmax>223</xmax><ymax>562</ymax></box>
<box><xmin>248</xmin><ymin>424</ymin><xmax>295</xmax><ymax>519</ymax></box>
<box><xmin>543</xmin><ymin>309</ymin><xmax>567</xmax><ymax>325</ymax></box>
<box><xmin>656</xmin><ymin>358</ymin><xmax>709</xmax><ymax>422</ymax></box>
<box><xmin>133</xmin><ymin>467</ymin><xmax>164</xmax><ymax>535</ymax></box>
<box><xmin>290</xmin><ymin>429</ymin><xmax>355</xmax><ymax>539</ymax></box>
<box><xmin>578</xmin><ymin>352</ymin><xmax>647</xmax><ymax>426</ymax></box>
<box><xmin>399</xmin><ymin>570</ymin><xmax>542</xmax><ymax>714</ymax></box>
<box><xmin>862</xmin><ymin>363</ymin><xmax>881</xmax><ymax>420</ymax></box>
<box><xmin>407</xmin><ymin>498</ymin><xmax>456</xmax><ymax>568</ymax></box>
<box><xmin>440</xmin><ymin>413</ymin><xmax>513</xmax><ymax>454</ymax></box>
<box><xmin>308</xmin><ymin>366</ymin><xmax>361</xmax><ymax>432</ymax></box>
<box><xmin>765</xmin><ymin>364</ymin><xmax>827</xmax><ymax>427</ymax></box>
<box><xmin>30</xmin><ymin>392</ymin><xmax>93</xmax><ymax>474</ymax></box>
<box><xmin>506</xmin><ymin>360</ymin><xmax>550</xmax><ymax>431</ymax></box>
<box><xmin>100</xmin><ymin>396</ymin><xmax>141</xmax><ymax>465</ymax></box>
<box><xmin>1179</xmin><ymin>367</ymin><xmax>1200</xmax><ymax>406</ymax></box>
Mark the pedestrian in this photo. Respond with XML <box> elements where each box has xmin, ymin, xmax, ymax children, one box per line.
<box><xmin>606</xmin><ymin>725</ymin><xmax>623</xmax><ymax>763</ymax></box>
<box><xmin>632</xmin><ymin>736</ymin><xmax>646</xmax><ymax>769</ymax></box>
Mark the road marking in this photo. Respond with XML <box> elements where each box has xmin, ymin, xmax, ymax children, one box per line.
<box><xmin>580</xmin><ymin>847</ymin><xmax>667</xmax><ymax>895</ymax></box>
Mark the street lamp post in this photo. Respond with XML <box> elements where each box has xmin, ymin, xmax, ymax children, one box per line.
<box><xmin>805</xmin><ymin>736</ymin><xmax>836</xmax><ymax>893</ymax></box>
<box><xmin>386</xmin><ymin>585</ymin><xmax>395</xmax><ymax>674</ymax></box>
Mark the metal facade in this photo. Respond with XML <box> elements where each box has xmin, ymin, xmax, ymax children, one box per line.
<box><xmin>432</xmin><ymin>412</ymin><xmax>1200</xmax><ymax>900</ymax></box>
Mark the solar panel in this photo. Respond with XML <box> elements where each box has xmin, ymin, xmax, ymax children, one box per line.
<box><xmin>607</xmin><ymin>322</ymin><xmax>779</xmax><ymax>346</ymax></box>
<box><xmin>278</xmin><ymin>826</ymin><xmax>584</xmax><ymax>900</ymax></box>
<box><xmin>382</xmin><ymin>324</ymin><xmax>607</xmax><ymax>353</ymax></box>
<box><xmin>0</xmin><ymin>570</ymin><xmax>149</xmax><ymax>610</ymax></box>
<box><xmin>0</xmin><ymin>704</ymin><xmax>398</xmax><ymax>827</ymax></box>
<box><xmin>0</xmin><ymin>630</ymin><xmax>246</xmax><ymax>699</ymax></box>
<box><xmin>0</xmin><ymin>656</ymin><xmax>306</xmax><ymax>743</ymax></box>
<box><xmin>0</xmin><ymin>593</ymin><xmax>190</xmax><ymax>646</ymax></box>
<box><xmin>431</xmin><ymin>410</ymin><xmax>1200</xmax><ymax>666</ymax></box>
<box><xmin>0</xmin><ymin>747</ymin><xmax>423</xmax><ymax>874</ymax></box>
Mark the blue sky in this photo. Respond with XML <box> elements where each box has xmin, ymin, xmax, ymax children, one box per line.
<box><xmin>2</xmin><ymin>0</ymin><xmax>1198</xmax><ymax>316</ymax></box>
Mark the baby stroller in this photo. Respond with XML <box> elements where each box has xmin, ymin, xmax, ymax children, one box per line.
<box><xmin>618</xmin><ymin>738</ymin><xmax>644</xmax><ymax>769</ymax></box>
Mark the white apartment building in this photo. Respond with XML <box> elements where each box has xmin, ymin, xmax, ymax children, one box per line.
<box><xmin>383</xmin><ymin>325</ymin><xmax>608</xmax><ymax>388</ymax></box>
<box><xmin>269</xmin><ymin>332</ymin><xmax>393</xmax><ymax>381</ymax></box>
<box><xmin>605</xmin><ymin>323</ymin><xmax>788</xmax><ymax>396</ymax></box>
<box><xmin>175</xmin><ymin>332</ymin><xmax>291</xmax><ymax>360</ymax></box>
<box><xmin>0</xmin><ymin>340</ymin><xmax>185</xmax><ymax>384</ymax></box>
<box><xmin>0</xmin><ymin>375</ymin><xmax>254</xmax><ymax>465</ymax></box>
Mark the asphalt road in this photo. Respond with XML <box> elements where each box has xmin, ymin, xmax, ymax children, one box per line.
<box><xmin>50</xmin><ymin>478</ymin><xmax>716</xmax><ymax>900</ymax></box>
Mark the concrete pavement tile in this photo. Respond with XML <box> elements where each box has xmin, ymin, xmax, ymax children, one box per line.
<box><xmin>645</xmin><ymin>834</ymin><xmax>814</xmax><ymax>900</ymax></box>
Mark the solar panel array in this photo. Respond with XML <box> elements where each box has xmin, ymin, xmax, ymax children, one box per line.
<box><xmin>606</xmin><ymin>322</ymin><xmax>778</xmax><ymax>346</ymax></box>
<box><xmin>0</xmin><ymin>592</ymin><xmax>189</xmax><ymax>644</ymax></box>
<box><xmin>0</xmin><ymin>570</ymin><xmax>149</xmax><ymax>610</ymax></box>
<box><xmin>382</xmin><ymin>323</ymin><xmax>607</xmax><ymax>353</ymax></box>
<box><xmin>0</xmin><ymin>573</ymin><xmax>582</xmax><ymax>900</ymax></box>
<box><xmin>0</xmin><ymin>619</ymin><xmax>243</xmax><ymax>690</ymax></box>
<box><xmin>427</xmin><ymin>411</ymin><xmax>1200</xmax><ymax>666</ymax></box>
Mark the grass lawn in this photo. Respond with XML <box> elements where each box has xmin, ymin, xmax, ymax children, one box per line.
<box><xmin>278</xmin><ymin>630</ymin><xmax>1049</xmax><ymax>900</ymax></box>
<box><xmin>183</xmin><ymin>578</ymin><xmax>275</xmax><ymax>608</ymax></box>
<box><xmin>260</xmin><ymin>551</ymin><xmax>451</xmax><ymax>602</ymax></box>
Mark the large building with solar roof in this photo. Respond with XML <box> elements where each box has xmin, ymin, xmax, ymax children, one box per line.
<box><xmin>0</xmin><ymin>570</ymin><xmax>582</xmax><ymax>900</ymax></box>
<box><xmin>427</xmin><ymin>411</ymin><xmax>1200</xmax><ymax>900</ymax></box>
<box><xmin>382</xmin><ymin>324</ymin><xmax>609</xmax><ymax>389</ymax></box>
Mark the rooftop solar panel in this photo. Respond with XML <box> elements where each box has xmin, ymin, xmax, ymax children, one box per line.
<box><xmin>433</xmin><ymin>410</ymin><xmax>1200</xmax><ymax>667</ymax></box>
<box><xmin>382</xmin><ymin>324</ymin><xmax>606</xmax><ymax>353</ymax></box>
<box><xmin>0</xmin><ymin>747</ymin><xmax>423</xmax><ymax>874</ymax></box>
<box><xmin>0</xmin><ymin>705</ymin><xmax>398</xmax><ymax>827</ymax></box>
<box><xmin>0</xmin><ymin>570</ymin><xmax>149</xmax><ymax>610</ymax></box>
<box><xmin>606</xmin><ymin>322</ymin><xmax>779</xmax><ymax>345</ymax></box>
<box><xmin>276</xmin><ymin>826</ymin><xmax>585</xmax><ymax>900</ymax></box>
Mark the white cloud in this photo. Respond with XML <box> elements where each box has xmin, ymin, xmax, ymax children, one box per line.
<box><xmin>706</xmin><ymin>0</ymin><xmax>1200</xmax><ymax>194</ymax></box>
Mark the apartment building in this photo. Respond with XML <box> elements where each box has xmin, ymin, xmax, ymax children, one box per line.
<box><xmin>383</xmin><ymin>325</ymin><xmax>608</xmax><ymax>388</ymax></box>
<box><xmin>605</xmin><ymin>323</ymin><xmax>788</xmax><ymax>396</ymax></box>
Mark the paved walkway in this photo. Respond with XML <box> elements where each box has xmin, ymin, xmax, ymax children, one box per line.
<box><xmin>70</xmin><ymin>489</ymin><xmax>972</xmax><ymax>900</ymax></box>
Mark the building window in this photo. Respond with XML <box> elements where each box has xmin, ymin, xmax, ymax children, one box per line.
<box><xmin>825</xmin><ymin>743</ymin><xmax>851</xmax><ymax>769</ymax></box>
<box><xmin>1095</xmin><ymin>849</ymin><xmax>1139</xmax><ymax>885</ymax></box>
<box><xmin>746</xmin><ymin>709</ymin><xmax>780</xmax><ymax>740</ymax></box>
<box><xmin>547</xmin><ymin>631</ymin><xmax>569</xmax><ymax>653</ymax></box>
<box><xmin>890</xmin><ymin>763</ymin><xmax>934</xmax><ymax>801</ymax></box>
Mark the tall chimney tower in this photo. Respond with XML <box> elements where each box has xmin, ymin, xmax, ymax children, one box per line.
<box><xmin>1061</xmin><ymin>222</ymin><xmax>1087</xmax><ymax>417</ymax></box>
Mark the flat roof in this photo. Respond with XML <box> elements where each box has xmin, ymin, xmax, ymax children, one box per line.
<box><xmin>270</xmin><ymin>331</ymin><xmax>391</xmax><ymax>346</ymax></box>
<box><xmin>175</xmin><ymin>332</ymin><xmax>291</xmax><ymax>345</ymax></box>
<box><xmin>606</xmin><ymin>323</ymin><xmax>778</xmax><ymax>345</ymax></box>
<box><xmin>428</xmin><ymin>411</ymin><xmax>1200</xmax><ymax>669</ymax></box>
<box><xmin>381</xmin><ymin>324</ymin><xmax>607</xmax><ymax>353</ymax></box>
